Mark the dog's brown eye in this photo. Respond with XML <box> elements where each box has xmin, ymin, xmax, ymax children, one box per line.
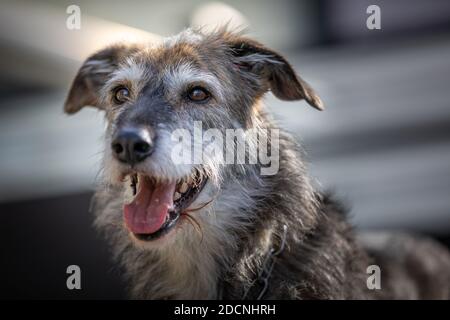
<box><xmin>188</xmin><ymin>87</ymin><xmax>210</xmax><ymax>102</ymax></box>
<box><xmin>113</xmin><ymin>87</ymin><xmax>130</xmax><ymax>104</ymax></box>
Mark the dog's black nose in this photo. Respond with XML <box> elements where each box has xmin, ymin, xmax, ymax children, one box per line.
<box><xmin>111</xmin><ymin>128</ymin><xmax>153</xmax><ymax>164</ymax></box>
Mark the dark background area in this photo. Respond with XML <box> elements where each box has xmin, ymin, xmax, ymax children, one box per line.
<box><xmin>0</xmin><ymin>0</ymin><xmax>449</xmax><ymax>299</ymax></box>
<box><xmin>0</xmin><ymin>193</ymin><xmax>125</xmax><ymax>299</ymax></box>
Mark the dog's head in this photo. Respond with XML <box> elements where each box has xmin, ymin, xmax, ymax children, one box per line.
<box><xmin>64</xmin><ymin>29</ymin><xmax>322</xmax><ymax>247</ymax></box>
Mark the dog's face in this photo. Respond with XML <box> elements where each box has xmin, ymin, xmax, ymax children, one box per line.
<box><xmin>65</xmin><ymin>29</ymin><xmax>322</xmax><ymax>248</ymax></box>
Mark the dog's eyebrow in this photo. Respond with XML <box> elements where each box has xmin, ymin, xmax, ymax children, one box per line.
<box><xmin>164</xmin><ymin>62</ymin><xmax>224</xmax><ymax>101</ymax></box>
<box><xmin>107</xmin><ymin>60</ymin><xmax>149</xmax><ymax>86</ymax></box>
<box><xmin>100</xmin><ymin>60</ymin><xmax>150</xmax><ymax>102</ymax></box>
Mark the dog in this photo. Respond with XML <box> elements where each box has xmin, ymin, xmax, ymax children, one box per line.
<box><xmin>64</xmin><ymin>28</ymin><xmax>450</xmax><ymax>299</ymax></box>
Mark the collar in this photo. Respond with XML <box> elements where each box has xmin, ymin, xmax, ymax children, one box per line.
<box><xmin>242</xmin><ymin>224</ymin><xmax>288</xmax><ymax>300</ymax></box>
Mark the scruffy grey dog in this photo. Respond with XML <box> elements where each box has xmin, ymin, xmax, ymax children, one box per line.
<box><xmin>64</xmin><ymin>28</ymin><xmax>450</xmax><ymax>299</ymax></box>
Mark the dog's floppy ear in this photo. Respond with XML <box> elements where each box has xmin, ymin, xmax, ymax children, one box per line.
<box><xmin>64</xmin><ymin>44</ymin><xmax>139</xmax><ymax>114</ymax></box>
<box><xmin>228</xmin><ymin>37</ymin><xmax>323</xmax><ymax>110</ymax></box>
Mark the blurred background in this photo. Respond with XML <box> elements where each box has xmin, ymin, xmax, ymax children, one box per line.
<box><xmin>0</xmin><ymin>0</ymin><xmax>449</xmax><ymax>299</ymax></box>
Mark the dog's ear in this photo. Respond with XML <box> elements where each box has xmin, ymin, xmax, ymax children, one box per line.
<box><xmin>228</xmin><ymin>37</ymin><xmax>323</xmax><ymax>110</ymax></box>
<box><xmin>64</xmin><ymin>44</ymin><xmax>139</xmax><ymax>114</ymax></box>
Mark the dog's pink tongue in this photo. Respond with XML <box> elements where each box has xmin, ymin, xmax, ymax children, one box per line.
<box><xmin>124</xmin><ymin>179</ymin><xmax>176</xmax><ymax>234</ymax></box>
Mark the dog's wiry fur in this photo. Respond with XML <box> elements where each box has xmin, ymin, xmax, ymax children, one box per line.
<box><xmin>65</xmin><ymin>28</ymin><xmax>450</xmax><ymax>299</ymax></box>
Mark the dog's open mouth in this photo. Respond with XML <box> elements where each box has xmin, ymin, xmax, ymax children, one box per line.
<box><xmin>123</xmin><ymin>169</ymin><xmax>207</xmax><ymax>241</ymax></box>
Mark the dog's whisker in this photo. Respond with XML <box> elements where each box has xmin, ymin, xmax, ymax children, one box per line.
<box><xmin>183</xmin><ymin>198</ymin><xmax>215</xmax><ymax>213</ymax></box>
<box><xmin>181</xmin><ymin>212</ymin><xmax>203</xmax><ymax>243</ymax></box>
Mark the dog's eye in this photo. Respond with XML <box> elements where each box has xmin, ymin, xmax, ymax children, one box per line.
<box><xmin>113</xmin><ymin>87</ymin><xmax>130</xmax><ymax>104</ymax></box>
<box><xmin>187</xmin><ymin>87</ymin><xmax>210</xmax><ymax>102</ymax></box>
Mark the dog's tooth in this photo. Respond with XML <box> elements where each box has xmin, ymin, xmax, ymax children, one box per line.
<box><xmin>174</xmin><ymin>192</ymin><xmax>181</xmax><ymax>200</ymax></box>
<box><xmin>179</xmin><ymin>182</ymin><xmax>189</xmax><ymax>193</ymax></box>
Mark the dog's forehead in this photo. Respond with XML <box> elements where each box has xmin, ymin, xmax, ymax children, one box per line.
<box><xmin>157</xmin><ymin>43</ymin><xmax>203</xmax><ymax>70</ymax></box>
<box><xmin>128</xmin><ymin>31</ymin><xmax>220</xmax><ymax>72</ymax></box>
<box><xmin>109</xmin><ymin>33</ymin><xmax>230</xmax><ymax>96</ymax></box>
<box><xmin>152</xmin><ymin>30</ymin><xmax>230</xmax><ymax>72</ymax></box>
